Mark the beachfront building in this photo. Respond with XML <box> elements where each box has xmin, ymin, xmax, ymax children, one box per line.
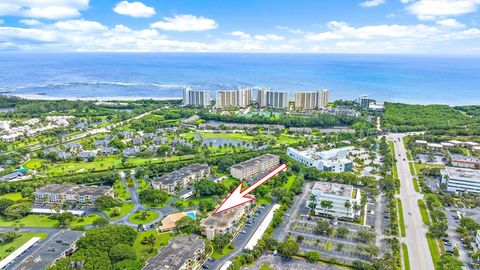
<box><xmin>34</xmin><ymin>184</ymin><xmax>113</xmax><ymax>205</ymax></box>
<box><xmin>230</xmin><ymin>154</ymin><xmax>280</xmax><ymax>180</ymax></box>
<box><xmin>257</xmin><ymin>89</ymin><xmax>289</xmax><ymax>109</ymax></box>
<box><xmin>450</xmin><ymin>154</ymin><xmax>480</xmax><ymax>169</ymax></box>
<box><xmin>358</xmin><ymin>95</ymin><xmax>370</xmax><ymax>109</ymax></box>
<box><xmin>143</xmin><ymin>235</ymin><xmax>206</xmax><ymax>270</ymax></box>
<box><xmin>441</xmin><ymin>167</ymin><xmax>480</xmax><ymax>194</ymax></box>
<box><xmin>182</xmin><ymin>87</ymin><xmax>211</xmax><ymax>108</ymax></box>
<box><xmin>215</xmin><ymin>88</ymin><xmax>252</xmax><ymax>109</ymax></box>
<box><xmin>307</xmin><ymin>182</ymin><xmax>361</xmax><ymax>218</ymax></box>
<box><xmin>151</xmin><ymin>163</ymin><xmax>210</xmax><ymax>194</ymax></box>
<box><xmin>294</xmin><ymin>89</ymin><xmax>329</xmax><ymax>110</ymax></box>
<box><xmin>287</xmin><ymin>147</ymin><xmax>353</xmax><ymax>172</ymax></box>
<box><xmin>201</xmin><ymin>203</ymin><xmax>249</xmax><ymax>240</ymax></box>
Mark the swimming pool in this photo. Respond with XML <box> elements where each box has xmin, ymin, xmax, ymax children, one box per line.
<box><xmin>187</xmin><ymin>212</ymin><xmax>196</xmax><ymax>220</ymax></box>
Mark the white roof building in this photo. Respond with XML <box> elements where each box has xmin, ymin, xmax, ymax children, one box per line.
<box><xmin>287</xmin><ymin>147</ymin><xmax>353</xmax><ymax>172</ymax></box>
<box><xmin>307</xmin><ymin>182</ymin><xmax>361</xmax><ymax>218</ymax></box>
<box><xmin>441</xmin><ymin>167</ymin><xmax>480</xmax><ymax>194</ymax></box>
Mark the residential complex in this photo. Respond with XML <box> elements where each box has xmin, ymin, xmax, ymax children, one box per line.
<box><xmin>34</xmin><ymin>184</ymin><xmax>113</xmax><ymax>205</ymax></box>
<box><xmin>294</xmin><ymin>89</ymin><xmax>329</xmax><ymax>110</ymax></box>
<box><xmin>201</xmin><ymin>203</ymin><xmax>249</xmax><ymax>240</ymax></box>
<box><xmin>257</xmin><ymin>89</ymin><xmax>289</xmax><ymax>109</ymax></box>
<box><xmin>230</xmin><ymin>154</ymin><xmax>280</xmax><ymax>180</ymax></box>
<box><xmin>287</xmin><ymin>147</ymin><xmax>353</xmax><ymax>172</ymax></box>
<box><xmin>215</xmin><ymin>88</ymin><xmax>252</xmax><ymax>109</ymax></box>
<box><xmin>151</xmin><ymin>163</ymin><xmax>210</xmax><ymax>194</ymax></box>
<box><xmin>143</xmin><ymin>234</ymin><xmax>206</xmax><ymax>270</ymax></box>
<box><xmin>307</xmin><ymin>182</ymin><xmax>361</xmax><ymax>218</ymax></box>
<box><xmin>450</xmin><ymin>154</ymin><xmax>480</xmax><ymax>169</ymax></box>
<box><xmin>182</xmin><ymin>87</ymin><xmax>211</xmax><ymax>108</ymax></box>
<box><xmin>441</xmin><ymin>167</ymin><xmax>480</xmax><ymax>194</ymax></box>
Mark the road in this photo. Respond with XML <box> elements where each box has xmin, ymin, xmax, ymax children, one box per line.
<box><xmin>389</xmin><ymin>133</ymin><xmax>434</xmax><ymax>270</ymax></box>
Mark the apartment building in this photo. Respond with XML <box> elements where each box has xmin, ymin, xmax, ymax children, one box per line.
<box><xmin>215</xmin><ymin>88</ymin><xmax>252</xmax><ymax>109</ymax></box>
<box><xmin>441</xmin><ymin>167</ymin><xmax>480</xmax><ymax>194</ymax></box>
<box><xmin>358</xmin><ymin>95</ymin><xmax>370</xmax><ymax>109</ymax></box>
<box><xmin>295</xmin><ymin>89</ymin><xmax>329</xmax><ymax>110</ymax></box>
<box><xmin>450</xmin><ymin>154</ymin><xmax>480</xmax><ymax>169</ymax></box>
<box><xmin>34</xmin><ymin>184</ymin><xmax>113</xmax><ymax>205</ymax></box>
<box><xmin>287</xmin><ymin>147</ymin><xmax>353</xmax><ymax>172</ymax></box>
<box><xmin>143</xmin><ymin>235</ymin><xmax>206</xmax><ymax>270</ymax></box>
<box><xmin>230</xmin><ymin>154</ymin><xmax>280</xmax><ymax>180</ymax></box>
<box><xmin>257</xmin><ymin>89</ymin><xmax>289</xmax><ymax>109</ymax></box>
<box><xmin>307</xmin><ymin>182</ymin><xmax>361</xmax><ymax>218</ymax></box>
<box><xmin>151</xmin><ymin>163</ymin><xmax>210</xmax><ymax>194</ymax></box>
<box><xmin>182</xmin><ymin>87</ymin><xmax>211</xmax><ymax>107</ymax></box>
<box><xmin>201</xmin><ymin>203</ymin><xmax>249</xmax><ymax>240</ymax></box>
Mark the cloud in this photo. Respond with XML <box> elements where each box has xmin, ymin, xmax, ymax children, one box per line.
<box><xmin>437</xmin><ymin>18</ymin><xmax>465</xmax><ymax>28</ymax></box>
<box><xmin>360</xmin><ymin>0</ymin><xmax>386</xmax><ymax>7</ymax></box>
<box><xmin>54</xmin><ymin>19</ymin><xmax>107</xmax><ymax>32</ymax></box>
<box><xmin>254</xmin><ymin>34</ymin><xmax>284</xmax><ymax>41</ymax></box>
<box><xmin>230</xmin><ymin>31</ymin><xmax>251</xmax><ymax>39</ymax></box>
<box><xmin>275</xmin><ymin>26</ymin><xmax>305</xmax><ymax>34</ymax></box>
<box><xmin>113</xmin><ymin>1</ymin><xmax>155</xmax><ymax>18</ymax></box>
<box><xmin>0</xmin><ymin>0</ymin><xmax>89</xmax><ymax>19</ymax></box>
<box><xmin>19</xmin><ymin>19</ymin><xmax>42</xmax><ymax>26</ymax></box>
<box><xmin>306</xmin><ymin>21</ymin><xmax>439</xmax><ymax>40</ymax></box>
<box><xmin>0</xmin><ymin>19</ymin><xmax>4</xmax><ymax>24</ymax></box>
<box><xmin>406</xmin><ymin>0</ymin><xmax>480</xmax><ymax>20</ymax></box>
<box><xmin>150</xmin><ymin>14</ymin><xmax>218</xmax><ymax>32</ymax></box>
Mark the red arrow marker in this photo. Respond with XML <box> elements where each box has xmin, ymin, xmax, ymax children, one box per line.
<box><xmin>213</xmin><ymin>163</ymin><xmax>287</xmax><ymax>215</ymax></box>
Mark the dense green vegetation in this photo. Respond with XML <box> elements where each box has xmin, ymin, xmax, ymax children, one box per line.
<box><xmin>382</xmin><ymin>103</ymin><xmax>480</xmax><ymax>135</ymax></box>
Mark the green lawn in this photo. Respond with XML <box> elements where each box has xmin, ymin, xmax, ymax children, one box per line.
<box><xmin>0</xmin><ymin>232</ymin><xmax>48</xmax><ymax>260</ymax></box>
<box><xmin>418</xmin><ymin>199</ymin><xmax>431</xmax><ymax>226</ymax></box>
<box><xmin>212</xmin><ymin>244</ymin><xmax>235</xmax><ymax>259</ymax></box>
<box><xmin>284</xmin><ymin>175</ymin><xmax>296</xmax><ymax>189</ymax></box>
<box><xmin>402</xmin><ymin>243</ymin><xmax>410</xmax><ymax>270</ymax></box>
<box><xmin>105</xmin><ymin>202</ymin><xmax>135</xmax><ymax>220</ymax></box>
<box><xmin>413</xmin><ymin>163</ymin><xmax>445</xmax><ymax>175</ymax></box>
<box><xmin>134</xmin><ymin>230</ymin><xmax>175</xmax><ymax>262</ymax></box>
<box><xmin>427</xmin><ymin>234</ymin><xmax>441</xmax><ymax>270</ymax></box>
<box><xmin>0</xmin><ymin>214</ymin><xmax>59</xmax><ymax>227</ymax></box>
<box><xmin>397</xmin><ymin>198</ymin><xmax>406</xmax><ymax>237</ymax></box>
<box><xmin>70</xmin><ymin>214</ymin><xmax>102</xmax><ymax>227</ymax></box>
<box><xmin>0</xmin><ymin>192</ymin><xmax>24</xmax><ymax>202</ymax></box>
<box><xmin>128</xmin><ymin>210</ymin><xmax>159</xmax><ymax>224</ymax></box>
<box><xmin>196</xmin><ymin>132</ymin><xmax>255</xmax><ymax>141</ymax></box>
<box><xmin>409</xmin><ymin>162</ymin><xmax>416</xmax><ymax>175</ymax></box>
<box><xmin>113</xmin><ymin>180</ymin><xmax>131</xmax><ymax>200</ymax></box>
<box><xmin>177</xmin><ymin>196</ymin><xmax>215</xmax><ymax>207</ymax></box>
<box><xmin>412</xmin><ymin>178</ymin><xmax>420</xmax><ymax>193</ymax></box>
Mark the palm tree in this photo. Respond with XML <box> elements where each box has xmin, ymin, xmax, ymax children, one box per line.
<box><xmin>325</xmin><ymin>201</ymin><xmax>333</xmax><ymax>217</ymax></box>
<box><xmin>352</xmin><ymin>202</ymin><xmax>361</xmax><ymax>218</ymax></box>
<box><xmin>344</xmin><ymin>200</ymin><xmax>351</xmax><ymax>219</ymax></box>
<box><xmin>308</xmin><ymin>194</ymin><xmax>317</xmax><ymax>215</ymax></box>
<box><xmin>320</xmin><ymin>200</ymin><xmax>329</xmax><ymax>217</ymax></box>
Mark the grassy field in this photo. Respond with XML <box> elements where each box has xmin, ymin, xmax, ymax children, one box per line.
<box><xmin>177</xmin><ymin>196</ymin><xmax>215</xmax><ymax>208</ymax></box>
<box><xmin>212</xmin><ymin>244</ymin><xmax>235</xmax><ymax>259</ymax></box>
<box><xmin>284</xmin><ymin>175</ymin><xmax>296</xmax><ymax>190</ymax></box>
<box><xmin>133</xmin><ymin>230</ymin><xmax>175</xmax><ymax>262</ymax></box>
<box><xmin>105</xmin><ymin>202</ymin><xmax>135</xmax><ymax>220</ymax></box>
<box><xmin>409</xmin><ymin>162</ymin><xmax>416</xmax><ymax>175</ymax></box>
<box><xmin>0</xmin><ymin>192</ymin><xmax>24</xmax><ymax>202</ymax></box>
<box><xmin>402</xmin><ymin>243</ymin><xmax>410</xmax><ymax>270</ymax></box>
<box><xmin>412</xmin><ymin>178</ymin><xmax>420</xmax><ymax>192</ymax></box>
<box><xmin>427</xmin><ymin>234</ymin><xmax>441</xmax><ymax>270</ymax></box>
<box><xmin>196</xmin><ymin>132</ymin><xmax>255</xmax><ymax>141</ymax></box>
<box><xmin>0</xmin><ymin>214</ymin><xmax>59</xmax><ymax>227</ymax></box>
<box><xmin>397</xmin><ymin>198</ymin><xmax>406</xmax><ymax>237</ymax></box>
<box><xmin>418</xmin><ymin>199</ymin><xmax>431</xmax><ymax>226</ymax></box>
<box><xmin>413</xmin><ymin>162</ymin><xmax>445</xmax><ymax>175</ymax></box>
<box><xmin>128</xmin><ymin>210</ymin><xmax>159</xmax><ymax>224</ymax></box>
<box><xmin>0</xmin><ymin>232</ymin><xmax>48</xmax><ymax>260</ymax></box>
<box><xmin>113</xmin><ymin>180</ymin><xmax>131</xmax><ymax>200</ymax></box>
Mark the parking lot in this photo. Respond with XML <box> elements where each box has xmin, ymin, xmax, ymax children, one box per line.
<box><xmin>273</xmin><ymin>182</ymin><xmax>375</xmax><ymax>265</ymax></box>
<box><xmin>247</xmin><ymin>254</ymin><xmax>345</xmax><ymax>270</ymax></box>
<box><xmin>202</xmin><ymin>203</ymin><xmax>275</xmax><ymax>270</ymax></box>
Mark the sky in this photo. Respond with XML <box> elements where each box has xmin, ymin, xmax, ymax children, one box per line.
<box><xmin>0</xmin><ymin>0</ymin><xmax>479</xmax><ymax>53</ymax></box>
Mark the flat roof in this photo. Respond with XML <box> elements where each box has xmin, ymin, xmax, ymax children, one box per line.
<box><xmin>153</xmin><ymin>163</ymin><xmax>209</xmax><ymax>186</ymax></box>
<box><xmin>35</xmin><ymin>184</ymin><xmax>111</xmax><ymax>197</ymax></box>
<box><xmin>245</xmin><ymin>204</ymin><xmax>280</xmax><ymax>250</ymax></box>
<box><xmin>17</xmin><ymin>230</ymin><xmax>85</xmax><ymax>270</ymax></box>
<box><xmin>201</xmin><ymin>203</ymin><xmax>247</xmax><ymax>230</ymax></box>
<box><xmin>0</xmin><ymin>237</ymin><xmax>41</xmax><ymax>269</ymax></box>
<box><xmin>312</xmin><ymin>182</ymin><xmax>353</xmax><ymax>198</ymax></box>
<box><xmin>442</xmin><ymin>167</ymin><xmax>480</xmax><ymax>181</ymax></box>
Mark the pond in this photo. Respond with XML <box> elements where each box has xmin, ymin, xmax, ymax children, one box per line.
<box><xmin>194</xmin><ymin>133</ymin><xmax>266</xmax><ymax>150</ymax></box>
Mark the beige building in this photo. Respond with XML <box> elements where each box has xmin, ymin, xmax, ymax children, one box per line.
<box><xmin>215</xmin><ymin>88</ymin><xmax>252</xmax><ymax>109</ymax></box>
<box><xmin>294</xmin><ymin>89</ymin><xmax>329</xmax><ymax>110</ymax></box>
<box><xmin>152</xmin><ymin>164</ymin><xmax>210</xmax><ymax>194</ymax></box>
<box><xmin>143</xmin><ymin>235</ymin><xmax>205</xmax><ymax>270</ymax></box>
<box><xmin>201</xmin><ymin>203</ymin><xmax>249</xmax><ymax>240</ymax></box>
<box><xmin>34</xmin><ymin>184</ymin><xmax>113</xmax><ymax>205</ymax></box>
<box><xmin>230</xmin><ymin>154</ymin><xmax>280</xmax><ymax>180</ymax></box>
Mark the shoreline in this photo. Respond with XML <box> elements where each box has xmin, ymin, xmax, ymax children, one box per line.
<box><xmin>6</xmin><ymin>94</ymin><xmax>182</xmax><ymax>102</ymax></box>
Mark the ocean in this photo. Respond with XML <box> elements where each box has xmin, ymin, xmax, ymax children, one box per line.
<box><xmin>0</xmin><ymin>53</ymin><xmax>479</xmax><ymax>105</ymax></box>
